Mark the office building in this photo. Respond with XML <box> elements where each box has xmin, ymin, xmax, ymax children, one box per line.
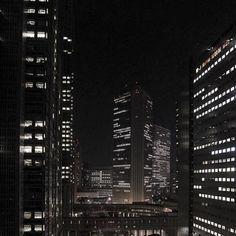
<box><xmin>191</xmin><ymin>25</ymin><xmax>236</xmax><ymax>235</ymax></box>
<box><xmin>0</xmin><ymin>2</ymin><xmax>24</xmax><ymax>235</ymax></box>
<box><xmin>58</xmin><ymin>0</ymin><xmax>75</xmax><ymax>217</ymax></box>
<box><xmin>112</xmin><ymin>85</ymin><xmax>153</xmax><ymax>203</ymax></box>
<box><xmin>176</xmin><ymin>92</ymin><xmax>190</xmax><ymax>236</ymax></box>
<box><xmin>0</xmin><ymin>0</ymin><xmax>75</xmax><ymax>235</ymax></box>
<box><xmin>152</xmin><ymin>125</ymin><xmax>171</xmax><ymax>196</ymax></box>
<box><xmin>90</xmin><ymin>167</ymin><xmax>112</xmax><ymax>197</ymax></box>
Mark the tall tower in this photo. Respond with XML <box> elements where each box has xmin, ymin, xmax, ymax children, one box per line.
<box><xmin>176</xmin><ymin>92</ymin><xmax>190</xmax><ymax>236</ymax></box>
<box><xmin>152</xmin><ymin>125</ymin><xmax>171</xmax><ymax>196</ymax></box>
<box><xmin>112</xmin><ymin>85</ymin><xmax>153</xmax><ymax>203</ymax></box>
<box><xmin>0</xmin><ymin>0</ymin><xmax>74</xmax><ymax>235</ymax></box>
<box><xmin>58</xmin><ymin>0</ymin><xmax>75</xmax><ymax>218</ymax></box>
<box><xmin>0</xmin><ymin>1</ymin><xmax>24</xmax><ymax>235</ymax></box>
<box><xmin>191</xmin><ymin>25</ymin><xmax>236</xmax><ymax>235</ymax></box>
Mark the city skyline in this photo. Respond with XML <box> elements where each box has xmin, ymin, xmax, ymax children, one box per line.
<box><xmin>1</xmin><ymin>1</ymin><xmax>236</xmax><ymax>235</ymax></box>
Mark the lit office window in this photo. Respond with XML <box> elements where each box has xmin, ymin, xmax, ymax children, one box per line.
<box><xmin>25</xmin><ymin>82</ymin><xmax>33</xmax><ymax>88</ymax></box>
<box><xmin>24</xmin><ymin>133</ymin><xmax>32</xmax><ymax>139</ymax></box>
<box><xmin>35</xmin><ymin>134</ymin><xmax>43</xmax><ymax>140</ymax></box>
<box><xmin>34</xmin><ymin>225</ymin><xmax>42</xmax><ymax>232</ymax></box>
<box><xmin>24</xmin><ymin>159</ymin><xmax>32</xmax><ymax>166</ymax></box>
<box><xmin>35</xmin><ymin>146</ymin><xmax>44</xmax><ymax>153</ymax></box>
<box><xmin>35</xmin><ymin>121</ymin><xmax>44</xmax><ymax>127</ymax></box>
<box><xmin>24</xmin><ymin>225</ymin><xmax>31</xmax><ymax>232</ymax></box>
<box><xmin>34</xmin><ymin>212</ymin><xmax>42</xmax><ymax>219</ymax></box>
<box><xmin>24</xmin><ymin>146</ymin><xmax>32</xmax><ymax>153</ymax></box>
<box><xmin>24</xmin><ymin>212</ymin><xmax>32</xmax><ymax>219</ymax></box>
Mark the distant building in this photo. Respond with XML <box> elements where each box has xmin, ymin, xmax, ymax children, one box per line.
<box><xmin>176</xmin><ymin>92</ymin><xmax>190</xmax><ymax>236</ymax></box>
<box><xmin>112</xmin><ymin>85</ymin><xmax>153</xmax><ymax>203</ymax></box>
<box><xmin>191</xmin><ymin>25</ymin><xmax>236</xmax><ymax>235</ymax></box>
<box><xmin>152</xmin><ymin>125</ymin><xmax>171</xmax><ymax>196</ymax></box>
<box><xmin>90</xmin><ymin>167</ymin><xmax>112</xmax><ymax>197</ymax></box>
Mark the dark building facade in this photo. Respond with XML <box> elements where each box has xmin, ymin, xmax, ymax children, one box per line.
<box><xmin>191</xmin><ymin>25</ymin><xmax>236</xmax><ymax>235</ymax></box>
<box><xmin>112</xmin><ymin>86</ymin><xmax>153</xmax><ymax>203</ymax></box>
<box><xmin>176</xmin><ymin>92</ymin><xmax>190</xmax><ymax>236</ymax></box>
<box><xmin>0</xmin><ymin>1</ymin><xmax>24</xmax><ymax>235</ymax></box>
<box><xmin>152</xmin><ymin>125</ymin><xmax>171</xmax><ymax>196</ymax></box>
<box><xmin>58</xmin><ymin>0</ymin><xmax>75</xmax><ymax>218</ymax></box>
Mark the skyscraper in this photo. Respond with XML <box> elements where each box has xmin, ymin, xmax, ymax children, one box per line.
<box><xmin>152</xmin><ymin>125</ymin><xmax>171</xmax><ymax>196</ymax></box>
<box><xmin>176</xmin><ymin>92</ymin><xmax>190</xmax><ymax>236</ymax></box>
<box><xmin>112</xmin><ymin>85</ymin><xmax>153</xmax><ymax>203</ymax></box>
<box><xmin>0</xmin><ymin>2</ymin><xmax>24</xmax><ymax>235</ymax></box>
<box><xmin>0</xmin><ymin>0</ymin><xmax>75</xmax><ymax>235</ymax></box>
<box><xmin>58</xmin><ymin>0</ymin><xmax>75</xmax><ymax>218</ymax></box>
<box><xmin>191</xmin><ymin>25</ymin><xmax>236</xmax><ymax>235</ymax></box>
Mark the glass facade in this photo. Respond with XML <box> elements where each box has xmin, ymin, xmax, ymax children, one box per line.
<box><xmin>152</xmin><ymin>125</ymin><xmax>171</xmax><ymax>196</ymax></box>
<box><xmin>112</xmin><ymin>86</ymin><xmax>153</xmax><ymax>203</ymax></box>
<box><xmin>191</xmin><ymin>28</ymin><xmax>236</xmax><ymax>235</ymax></box>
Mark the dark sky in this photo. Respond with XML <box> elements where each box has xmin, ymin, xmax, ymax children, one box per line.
<box><xmin>74</xmin><ymin>0</ymin><xmax>236</xmax><ymax>166</ymax></box>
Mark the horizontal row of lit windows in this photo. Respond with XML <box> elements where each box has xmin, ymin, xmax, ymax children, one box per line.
<box><xmin>193</xmin><ymin>185</ymin><xmax>202</xmax><ymax>189</ymax></box>
<box><xmin>24</xmin><ymin>8</ymin><xmax>48</xmax><ymax>14</ymax></box>
<box><xmin>218</xmin><ymin>187</ymin><xmax>236</xmax><ymax>192</ymax></box>
<box><xmin>24</xmin><ymin>146</ymin><xmax>45</xmax><ymax>153</ymax></box>
<box><xmin>195</xmin><ymin>85</ymin><xmax>236</xmax><ymax>114</ymax></box>
<box><xmin>114</xmin><ymin>110</ymin><xmax>128</xmax><ymax>115</ymax></box>
<box><xmin>194</xmin><ymin>216</ymin><xmax>225</xmax><ymax>230</ymax></box>
<box><xmin>199</xmin><ymin>193</ymin><xmax>235</xmax><ymax>202</ymax></box>
<box><xmin>25</xmin><ymin>57</ymin><xmax>47</xmax><ymax>63</ymax></box>
<box><xmin>211</xmin><ymin>146</ymin><xmax>235</xmax><ymax>155</ymax></box>
<box><xmin>202</xmin><ymin>157</ymin><xmax>235</xmax><ymax>165</ymax></box>
<box><xmin>194</xmin><ymin>44</ymin><xmax>235</xmax><ymax>83</ymax></box>
<box><xmin>202</xmin><ymin>87</ymin><xmax>218</xmax><ymax>100</ymax></box>
<box><xmin>194</xmin><ymin>166</ymin><xmax>235</xmax><ymax>174</ymax></box>
<box><xmin>194</xmin><ymin>88</ymin><xmax>205</xmax><ymax>98</ymax></box>
<box><xmin>24</xmin><ymin>120</ymin><xmax>45</xmax><ymax>127</ymax></box>
<box><xmin>25</xmin><ymin>82</ymin><xmax>46</xmax><ymax>89</ymax></box>
<box><xmin>24</xmin><ymin>225</ymin><xmax>44</xmax><ymax>232</ymax></box>
<box><xmin>114</xmin><ymin>93</ymin><xmax>131</xmax><ymax>103</ymax></box>
<box><xmin>24</xmin><ymin>159</ymin><xmax>44</xmax><ymax>166</ymax></box>
<box><xmin>24</xmin><ymin>211</ymin><xmax>44</xmax><ymax>219</ymax></box>
<box><xmin>196</xmin><ymin>95</ymin><xmax>236</xmax><ymax>119</ymax></box>
<box><xmin>24</xmin><ymin>133</ymin><xmax>44</xmax><ymax>140</ymax></box>
<box><xmin>23</xmin><ymin>31</ymin><xmax>47</xmax><ymax>38</ymax></box>
<box><xmin>63</xmin><ymin>36</ymin><xmax>72</xmax><ymax>42</ymax></box>
<box><xmin>214</xmin><ymin>177</ymin><xmax>235</xmax><ymax>182</ymax></box>
<box><xmin>194</xmin><ymin>137</ymin><xmax>235</xmax><ymax>151</ymax></box>
<box><xmin>193</xmin><ymin>223</ymin><xmax>222</xmax><ymax>236</ymax></box>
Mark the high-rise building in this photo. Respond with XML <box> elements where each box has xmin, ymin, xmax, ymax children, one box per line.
<box><xmin>0</xmin><ymin>0</ymin><xmax>75</xmax><ymax>235</ymax></box>
<box><xmin>191</xmin><ymin>25</ymin><xmax>236</xmax><ymax>235</ymax></box>
<box><xmin>90</xmin><ymin>167</ymin><xmax>112</xmax><ymax>197</ymax></box>
<box><xmin>112</xmin><ymin>85</ymin><xmax>153</xmax><ymax>203</ymax></box>
<box><xmin>152</xmin><ymin>125</ymin><xmax>171</xmax><ymax>196</ymax></box>
<box><xmin>176</xmin><ymin>92</ymin><xmax>190</xmax><ymax>236</ymax></box>
<box><xmin>0</xmin><ymin>2</ymin><xmax>24</xmax><ymax>235</ymax></box>
<box><xmin>58</xmin><ymin>0</ymin><xmax>75</xmax><ymax>218</ymax></box>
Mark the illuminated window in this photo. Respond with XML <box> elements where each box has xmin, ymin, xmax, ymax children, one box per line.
<box><xmin>24</xmin><ymin>133</ymin><xmax>32</xmax><ymax>139</ymax></box>
<box><xmin>24</xmin><ymin>225</ymin><xmax>31</xmax><ymax>232</ymax></box>
<box><xmin>34</xmin><ymin>212</ymin><xmax>42</xmax><ymax>219</ymax></box>
<box><xmin>27</xmin><ymin>20</ymin><xmax>35</xmax><ymax>25</ymax></box>
<box><xmin>25</xmin><ymin>82</ymin><xmax>33</xmax><ymax>88</ymax></box>
<box><xmin>24</xmin><ymin>146</ymin><xmax>32</xmax><ymax>153</ymax></box>
<box><xmin>38</xmin><ymin>9</ymin><xmax>47</xmax><ymax>14</ymax></box>
<box><xmin>37</xmin><ymin>32</ymin><xmax>47</xmax><ymax>38</ymax></box>
<box><xmin>26</xmin><ymin>57</ymin><xmax>34</xmax><ymax>62</ymax></box>
<box><xmin>24</xmin><ymin>212</ymin><xmax>32</xmax><ymax>219</ymax></box>
<box><xmin>35</xmin><ymin>121</ymin><xmax>44</xmax><ymax>127</ymax></box>
<box><xmin>35</xmin><ymin>146</ymin><xmax>44</xmax><ymax>153</ymax></box>
<box><xmin>23</xmin><ymin>31</ymin><xmax>35</xmax><ymax>38</ymax></box>
<box><xmin>36</xmin><ymin>82</ymin><xmax>45</xmax><ymax>89</ymax></box>
<box><xmin>35</xmin><ymin>134</ymin><xmax>43</xmax><ymax>140</ymax></box>
<box><xmin>24</xmin><ymin>9</ymin><xmax>35</xmax><ymax>14</ymax></box>
<box><xmin>34</xmin><ymin>225</ymin><xmax>42</xmax><ymax>231</ymax></box>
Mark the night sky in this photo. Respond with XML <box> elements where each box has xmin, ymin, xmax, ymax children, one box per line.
<box><xmin>74</xmin><ymin>0</ymin><xmax>236</xmax><ymax>166</ymax></box>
